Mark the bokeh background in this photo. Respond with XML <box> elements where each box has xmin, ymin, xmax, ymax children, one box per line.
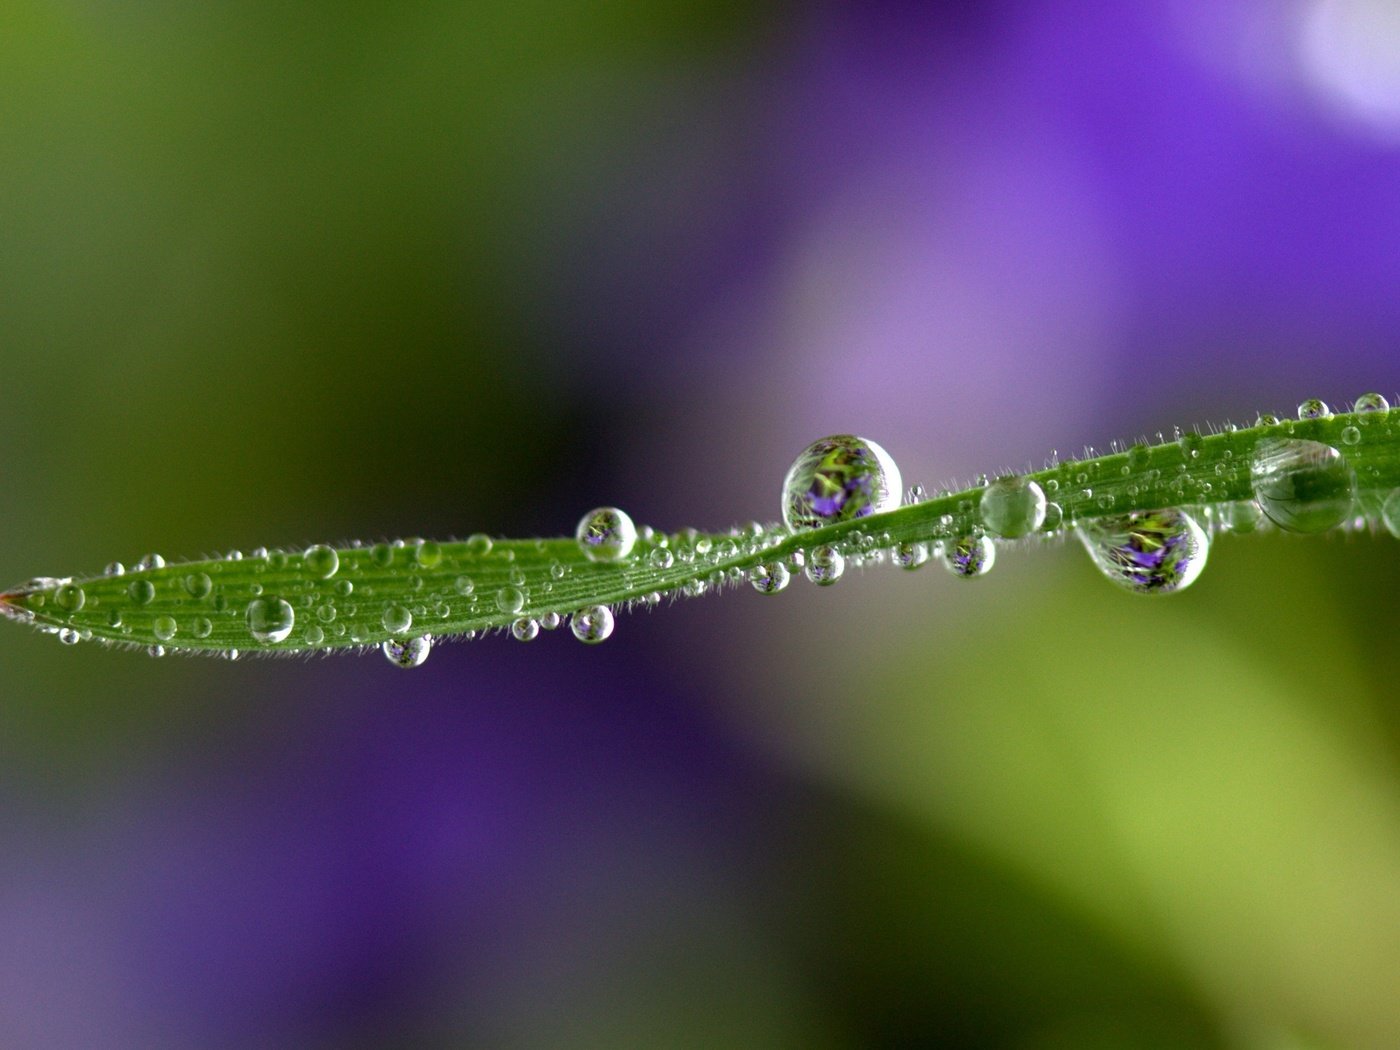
<box><xmin>3</xmin><ymin>1</ymin><xmax>1400</xmax><ymax>1046</ymax></box>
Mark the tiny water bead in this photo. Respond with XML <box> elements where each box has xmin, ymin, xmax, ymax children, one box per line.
<box><xmin>183</xmin><ymin>572</ymin><xmax>213</xmax><ymax>599</ymax></box>
<box><xmin>804</xmin><ymin>545</ymin><xmax>846</xmax><ymax>586</ymax></box>
<box><xmin>466</xmin><ymin>533</ymin><xmax>493</xmax><ymax>556</ymax></box>
<box><xmin>894</xmin><ymin>542</ymin><xmax>928</xmax><ymax>570</ymax></box>
<box><xmin>1341</xmin><ymin>426</ymin><xmax>1361</xmax><ymax>446</ymax></box>
<box><xmin>58</xmin><ymin>627</ymin><xmax>80</xmax><ymax>646</ymax></box>
<box><xmin>153</xmin><ymin>616</ymin><xmax>177</xmax><ymax>642</ymax></box>
<box><xmin>414</xmin><ymin>541</ymin><xmax>442</xmax><ymax>569</ymax></box>
<box><xmin>54</xmin><ymin>584</ymin><xmax>85</xmax><ymax>613</ymax></box>
<box><xmin>383</xmin><ymin>635</ymin><xmax>432</xmax><ymax>668</ymax></box>
<box><xmin>304</xmin><ymin>544</ymin><xmax>339</xmax><ymax>579</ymax></box>
<box><xmin>246</xmin><ymin>597</ymin><xmax>296</xmax><ymax>644</ymax></box>
<box><xmin>942</xmin><ymin>534</ymin><xmax>995</xmax><ymax>579</ymax></box>
<box><xmin>1222</xmin><ymin>500</ymin><xmax>1265</xmax><ymax>534</ymax></box>
<box><xmin>512</xmin><ymin>617</ymin><xmax>540</xmax><ymax>642</ymax></box>
<box><xmin>1297</xmin><ymin>398</ymin><xmax>1331</xmax><ymax>420</ymax></box>
<box><xmin>781</xmin><ymin>435</ymin><xmax>902</xmax><ymax>530</ymax></box>
<box><xmin>749</xmin><ymin>562</ymin><xmax>791</xmax><ymax>594</ymax></box>
<box><xmin>128</xmin><ymin>579</ymin><xmax>156</xmax><ymax>606</ymax></box>
<box><xmin>1078</xmin><ymin>509</ymin><xmax>1209</xmax><ymax>594</ymax></box>
<box><xmin>1355</xmin><ymin>392</ymin><xmax>1390</xmax><ymax>414</ymax></box>
<box><xmin>570</xmin><ymin>605</ymin><xmax>615</xmax><ymax>644</ymax></box>
<box><xmin>496</xmin><ymin>586</ymin><xmax>525</xmax><ymax>615</ymax></box>
<box><xmin>1249</xmin><ymin>439</ymin><xmax>1356</xmax><ymax>534</ymax></box>
<box><xmin>576</xmin><ymin>507</ymin><xmax>638</xmax><ymax>562</ymax></box>
<box><xmin>382</xmin><ymin>604</ymin><xmax>413</xmax><ymax>634</ymax></box>
<box><xmin>979</xmin><ymin>476</ymin><xmax>1047</xmax><ymax>538</ymax></box>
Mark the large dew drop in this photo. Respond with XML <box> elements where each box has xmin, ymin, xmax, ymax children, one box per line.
<box><xmin>1077</xmin><ymin>508</ymin><xmax>1209</xmax><ymax>594</ymax></box>
<box><xmin>781</xmin><ymin>435</ymin><xmax>901</xmax><ymax>530</ymax></box>
<box><xmin>1249</xmin><ymin>439</ymin><xmax>1356</xmax><ymax>533</ymax></box>
<box><xmin>576</xmin><ymin>507</ymin><xmax>638</xmax><ymax>562</ymax></box>
<box><xmin>382</xmin><ymin>635</ymin><xmax>431</xmax><ymax>668</ymax></box>
<box><xmin>246</xmin><ymin>596</ymin><xmax>296</xmax><ymax>644</ymax></box>
<box><xmin>979</xmin><ymin>476</ymin><xmax>1047</xmax><ymax>538</ymax></box>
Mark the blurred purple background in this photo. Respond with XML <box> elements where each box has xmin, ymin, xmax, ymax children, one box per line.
<box><xmin>3</xmin><ymin>1</ymin><xmax>1399</xmax><ymax>1046</ymax></box>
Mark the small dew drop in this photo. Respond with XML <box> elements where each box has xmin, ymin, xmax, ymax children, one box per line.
<box><xmin>1222</xmin><ymin>500</ymin><xmax>1265</xmax><ymax>534</ymax></box>
<box><xmin>304</xmin><ymin>544</ymin><xmax>339</xmax><ymax>579</ymax></box>
<box><xmin>54</xmin><ymin>584</ymin><xmax>85</xmax><ymax>613</ymax></box>
<box><xmin>1381</xmin><ymin>489</ymin><xmax>1400</xmax><ymax>538</ymax></box>
<box><xmin>192</xmin><ymin>617</ymin><xmax>213</xmax><ymax>638</ymax></box>
<box><xmin>382</xmin><ymin>604</ymin><xmax>413</xmax><ymax>634</ymax></box>
<box><xmin>371</xmin><ymin>543</ymin><xmax>394</xmax><ymax>568</ymax></box>
<box><xmin>781</xmin><ymin>435</ymin><xmax>902</xmax><ymax>530</ymax></box>
<box><xmin>183</xmin><ymin>572</ymin><xmax>213</xmax><ymax>599</ymax></box>
<box><xmin>466</xmin><ymin>533</ymin><xmax>493</xmax><ymax>556</ymax></box>
<box><xmin>153</xmin><ymin>616</ymin><xmax>177</xmax><ymax>642</ymax></box>
<box><xmin>415</xmin><ymin>540</ymin><xmax>442</xmax><ymax>569</ymax></box>
<box><xmin>496</xmin><ymin>586</ymin><xmax>525</xmax><ymax>615</ymax></box>
<box><xmin>137</xmin><ymin>554</ymin><xmax>166</xmax><ymax>572</ymax></box>
<box><xmin>979</xmin><ymin>476</ymin><xmax>1048</xmax><ymax>538</ymax></box>
<box><xmin>383</xmin><ymin>635</ymin><xmax>432</xmax><ymax>668</ymax></box>
<box><xmin>1341</xmin><ymin>426</ymin><xmax>1361</xmax><ymax>446</ymax></box>
<box><xmin>454</xmin><ymin>576</ymin><xmax>475</xmax><ymax>596</ymax></box>
<box><xmin>942</xmin><ymin>534</ymin><xmax>995</xmax><ymax>579</ymax></box>
<box><xmin>1355</xmin><ymin>392</ymin><xmax>1391</xmax><ymax>415</ymax></box>
<box><xmin>749</xmin><ymin>562</ymin><xmax>791</xmax><ymax>594</ymax></box>
<box><xmin>58</xmin><ymin>627</ymin><xmax>80</xmax><ymax>646</ymax></box>
<box><xmin>1297</xmin><ymin>398</ymin><xmax>1331</xmax><ymax>420</ymax></box>
<box><xmin>246</xmin><ymin>597</ymin><xmax>296</xmax><ymax>645</ymax></box>
<box><xmin>128</xmin><ymin>580</ymin><xmax>156</xmax><ymax>606</ymax></box>
<box><xmin>540</xmin><ymin>611</ymin><xmax>561</xmax><ymax>630</ymax></box>
<box><xmin>894</xmin><ymin>542</ymin><xmax>928</xmax><ymax>570</ymax></box>
<box><xmin>104</xmin><ymin>562</ymin><xmax>126</xmax><ymax>577</ymax></box>
<box><xmin>576</xmin><ymin>507</ymin><xmax>638</xmax><ymax>562</ymax></box>
<box><xmin>803</xmin><ymin>545</ymin><xmax>845</xmax><ymax>586</ymax></box>
<box><xmin>649</xmin><ymin>548</ymin><xmax>675</xmax><ymax>569</ymax></box>
<box><xmin>148</xmin><ymin>645</ymin><xmax>166</xmax><ymax>659</ymax></box>
<box><xmin>511</xmin><ymin>617</ymin><xmax>539</xmax><ymax>642</ymax></box>
<box><xmin>570</xmin><ymin>605</ymin><xmax>615</xmax><ymax>644</ymax></box>
<box><xmin>305</xmin><ymin>625</ymin><xmax>325</xmax><ymax>646</ymax></box>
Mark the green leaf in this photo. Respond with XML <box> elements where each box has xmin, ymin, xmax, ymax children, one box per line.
<box><xmin>4</xmin><ymin>402</ymin><xmax>1398</xmax><ymax>660</ymax></box>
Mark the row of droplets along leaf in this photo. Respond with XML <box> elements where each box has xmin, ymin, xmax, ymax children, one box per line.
<box><xmin>3</xmin><ymin>393</ymin><xmax>1397</xmax><ymax>667</ymax></box>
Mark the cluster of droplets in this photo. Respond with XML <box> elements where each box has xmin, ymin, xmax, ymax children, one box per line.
<box><xmin>13</xmin><ymin>393</ymin><xmax>1399</xmax><ymax>661</ymax></box>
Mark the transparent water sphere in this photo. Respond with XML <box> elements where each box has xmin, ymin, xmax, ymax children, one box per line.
<box><xmin>570</xmin><ymin>605</ymin><xmax>615</xmax><ymax>644</ymax></box>
<box><xmin>383</xmin><ymin>635</ymin><xmax>432</xmax><ymax>668</ymax></box>
<box><xmin>304</xmin><ymin>544</ymin><xmax>339</xmax><ymax>579</ymax></box>
<box><xmin>512</xmin><ymin>617</ymin><xmax>540</xmax><ymax>642</ymax></box>
<box><xmin>1077</xmin><ymin>508</ymin><xmax>1209</xmax><ymax>594</ymax></box>
<box><xmin>382</xmin><ymin>604</ymin><xmax>413</xmax><ymax>634</ymax></box>
<box><xmin>1354</xmin><ymin>392</ymin><xmax>1390</xmax><ymax>414</ymax></box>
<box><xmin>803</xmin><ymin>545</ymin><xmax>846</xmax><ymax>586</ymax></box>
<box><xmin>781</xmin><ymin>435</ymin><xmax>901</xmax><ymax>530</ymax></box>
<box><xmin>576</xmin><ymin>506</ymin><xmax>638</xmax><ymax>562</ymax></box>
<box><xmin>1381</xmin><ymin>489</ymin><xmax>1400</xmax><ymax>538</ymax></box>
<box><xmin>246</xmin><ymin>597</ymin><xmax>296</xmax><ymax>644</ymax></box>
<box><xmin>1249</xmin><ymin>439</ymin><xmax>1356</xmax><ymax>533</ymax></box>
<box><xmin>979</xmin><ymin>476</ymin><xmax>1047</xmax><ymax>538</ymax></box>
<box><xmin>749</xmin><ymin>562</ymin><xmax>790</xmax><ymax>594</ymax></box>
<box><xmin>942</xmin><ymin>534</ymin><xmax>995</xmax><ymax>579</ymax></box>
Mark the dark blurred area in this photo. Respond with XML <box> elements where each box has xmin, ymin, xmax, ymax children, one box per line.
<box><xmin>3</xmin><ymin>1</ymin><xmax>1399</xmax><ymax>1046</ymax></box>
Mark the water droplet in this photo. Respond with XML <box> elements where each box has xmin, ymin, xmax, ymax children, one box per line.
<box><xmin>454</xmin><ymin>576</ymin><xmax>475</xmax><ymax>596</ymax></box>
<box><xmin>153</xmin><ymin>616</ymin><xmax>177</xmax><ymax>642</ymax></box>
<box><xmin>496</xmin><ymin>586</ymin><xmax>525</xmax><ymax>614</ymax></box>
<box><xmin>58</xmin><ymin>627</ymin><xmax>80</xmax><ymax>646</ymax></box>
<box><xmin>894</xmin><ymin>542</ymin><xmax>928</xmax><ymax>570</ymax></box>
<box><xmin>104</xmin><ymin>562</ymin><xmax>125</xmax><ymax>577</ymax></box>
<box><xmin>54</xmin><ymin>583</ymin><xmax>85</xmax><ymax>613</ymax></box>
<box><xmin>540</xmin><ymin>611</ymin><xmax>561</xmax><ymax>630</ymax></box>
<box><xmin>383</xmin><ymin>635</ymin><xmax>432</xmax><ymax>667</ymax></box>
<box><xmin>1341</xmin><ymin>426</ymin><xmax>1361</xmax><ymax>446</ymax></box>
<box><xmin>1255</xmin><ymin>413</ymin><xmax>1279</xmax><ymax>428</ymax></box>
<box><xmin>246</xmin><ymin>597</ymin><xmax>295</xmax><ymax>644</ymax></box>
<box><xmin>549</xmin><ymin>561</ymin><xmax>566</xmax><ymax>580</ymax></box>
<box><xmin>681</xmin><ymin>578</ymin><xmax>708</xmax><ymax>597</ymax></box>
<box><xmin>137</xmin><ymin>554</ymin><xmax>165</xmax><ymax>571</ymax></box>
<box><xmin>1297</xmin><ymin>398</ymin><xmax>1331</xmax><ymax>420</ymax></box>
<box><xmin>649</xmin><ymin>547</ymin><xmax>675</xmax><ymax>570</ymax></box>
<box><xmin>749</xmin><ymin>562</ymin><xmax>791</xmax><ymax>594</ymax></box>
<box><xmin>183</xmin><ymin>572</ymin><xmax>213</xmax><ymax>599</ymax></box>
<box><xmin>781</xmin><ymin>435</ymin><xmax>901</xmax><ymax>530</ymax></box>
<box><xmin>1078</xmin><ymin>508</ymin><xmax>1209</xmax><ymax>594</ymax></box>
<box><xmin>413</xmin><ymin>540</ymin><xmax>442</xmax><ymax>569</ymax></box>
<box><xmin>1381</xmin><ymin>489</ymin><xmax>1400</xmax><ymax>538</ymax></box>
<box><xmin>1355</xmin><ymin>392</ymin><xmax>1390</xmax><ymax>414</ymax></box>
<box><xmin>508</xmin><ymin>566</ymin><xmax>526</xmax><ymax>586</ymax></box>
<box><xmin>305</xmin><ymin>625</ymin><xmax>325</xmax><ymax>646</ymax></box>
<box><xmin>128</xmin><ymin>579</ymin><xmax>155</xmax><ymax>606</ymax></box>
<box><xmin>382</xmin><ymin>604</ymin><xmax>413</xmax><ymax>633</ymax></box>
<box><xmin>942</xmin><ymin>534</ymin><xmax>995</xmax><ymax>578</ymax></box>
<box><xmin>904</xmin><ymin>483</ymin><xmax>927</xmax><ymax>505</ymax></box>
<box><xmin>107</xmin><ymin>610</ymin><xmax>123</xmax><ymax>629</ymax></box>
<box><xmin>335</xmin><ymin>580</ymin><xmax>354</xmax><ymax>597</ymax></box>
<box><xmin>1042</xmin><ymin>502</ymin><xmax>1064</xmax><ymax>531</ymax></box>
<box><xmin>979</xmin><ymin>476</ymin><xmax>1048</xmax><ymax>538</ymax></box>
<box><xmin>576</xmin><ymin>507</ymin><xmax>638</xmax><ymax>562</ymax></box>
<box><xmin>1178</xmin><ymin>432</ymin><xmax>1203</xmax><ymax>459</ymax></box>
<box><xmin>371</xmin><ymin>543</ymin><xmax>394</xmax><ymax>567</ymax></box>
<box><xmin>511</xmin><ymin>617</ymin><xmax>539</xmax><ymax>642</ymax></box>
<box><xmin>803</xmin><ymin>545</ymin><xmax>845</xmax><ymax>586</ymax></box>
<box><xmin>571</xmin><ymin>605</ymin><xmax>615</xmax><ymax>644</ymax></box>
<box><xmin>304</xmin><ymin>544</ymin><xmax>339</xmax><ymax>579</ymax></box>
<box><xmin>1250</xmin><ymin>439</ymin><xmax>1356</xmax><ymax>533</ymax></box>
<box><xmin>148</xmin><ymin>645</ymin><xmax>166</xmax><ymax>659</ymax></box>
<box><xmin>192</xmin><ymin>617</ymin><xmax>213</xmax><ymax>638</ymax></box>
<box><xmin>466</xmin><ymin>533</ymin><xmax>493</xmax><ymax>556</ymax></box>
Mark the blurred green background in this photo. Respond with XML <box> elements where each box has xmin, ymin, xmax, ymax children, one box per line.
<box><xmin>3</xmin><ymin>1</ymin><xmax>1400</xmax><ymax>1047</ymax></box>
